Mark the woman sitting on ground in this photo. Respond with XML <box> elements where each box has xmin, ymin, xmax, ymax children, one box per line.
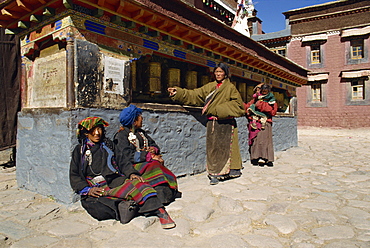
<box><xmin>69</xmin><ymin>117</ymin><xmax>175</xmax><ymax>229</ymax></box>
<box><xmin>113</xmin><ymin>104</ymin><xmax>179</xmax><ymax>205</ymax></box>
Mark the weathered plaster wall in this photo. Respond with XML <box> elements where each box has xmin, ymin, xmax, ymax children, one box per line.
<box><xmin>16</xmin><ymin>108</ymin><xmax>297</xmax><ymax>204</ymax></box>
<box><xmin>27</xmin><ymin>50</ymin><xmax>67</xmax><ymax>108</ymax></box>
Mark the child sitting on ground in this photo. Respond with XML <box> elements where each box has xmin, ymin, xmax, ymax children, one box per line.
<box><xmin>247</xmin><ymin>84</ymin><xmax>276</xmax><ymax>129</ymax></box>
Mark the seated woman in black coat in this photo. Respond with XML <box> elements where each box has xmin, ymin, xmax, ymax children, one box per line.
<box><xmin>113</xmin><ymin>105</ymin><xmax>179</xmax><ymax>205</ymax></box>
<box><xmin>69</xmin><ymin>117</ymin><xmax>175</xmax><ymax>229</ymax></box>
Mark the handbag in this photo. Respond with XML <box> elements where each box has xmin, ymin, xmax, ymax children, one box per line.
<box><xmin>118</xmin><ymin>200</ymin><xmax>138</xmax><ymax>224</ymax></box>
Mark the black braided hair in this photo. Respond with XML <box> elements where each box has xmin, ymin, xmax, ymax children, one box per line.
<box><xmin>261</xmin><ymin>84</ymin><xmax>271</xmax><ymax>92</ymax></box>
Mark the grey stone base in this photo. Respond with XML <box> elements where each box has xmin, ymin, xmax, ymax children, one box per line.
<box><xmin>16</xmin><ymin>108</ymin><xmax>297</xmax><ymax>204</ymax></box>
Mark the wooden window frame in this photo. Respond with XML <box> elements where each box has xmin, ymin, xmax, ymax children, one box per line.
<box><xmin>310</xmin><ymin>45</ymin><xmax>321</xmax><ymax>64</ymax></box>
<box><xmin>311</xmin><ymin>82</ymin><xmax>322</xmax><ymax>102</ymax></box>
<box><xmin>306</xmin><ymin>80</ymin><xmax>327</xmax><ymax>107</ymax></box>
<box><xmin>351</xmin><ymin>80</ymin><xmax>364</xmax><ymax>100</ymax></box>
<box><xmin>350</xmin><ymin>39</ymin><xmax>364</xmax><ymax>60</ymax></box>
<box><xmin>270</xmin><ymin>47</ymin><xmax>286</xmax><ymax>57</ymax></box>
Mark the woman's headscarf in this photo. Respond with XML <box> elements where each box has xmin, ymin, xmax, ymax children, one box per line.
<box><xmin>119</xmin><ymin>104</ymin><xmax>143</xmax><ymax>127</ymax></box>
<box><xmin>77</xmin><ymin>117</ymin><xmax>109</xmax><ymax>139</ymax></box>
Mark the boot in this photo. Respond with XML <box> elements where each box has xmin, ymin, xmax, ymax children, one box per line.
<box><xmin>155</xmin><ymin>208</ymin><xmax>176</xmax><ymax>229</ymax></box>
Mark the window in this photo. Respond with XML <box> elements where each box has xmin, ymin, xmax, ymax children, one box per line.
<box><xmin>277</xmin><ymin>49</ymin><xmax>286</xmax><ymax>57</ymax></box>
<box><xmin>351</xmin><ymin>80</ymin><xmax>364</xmax><ymax>100</ymax></box>
<box><xmin>343</xmin><ymin>73</ymin><xmax>370</xmax><ymax>105</ymax></box>
<box><xmin>311</xmin><ymin>83</ymin><xmax>321</xmax><ymax>101</ymax></box>
<box><xmin>311</xmin><ymin>45</ymin><xmax>321</xmax><ymax>64</ymax></box>
<box><xmin>271</xmin><ymin>47</ymin><xmax>286</xmax><ymax>57</ymax></box>
<box><xmin>307</xmin><ymin>80</ymin><xmax>327</xmax><ymax>107</ymax></box>
<box><xmin>350</xmin><ymin>40</ymin><xmax>364</xmax><ymax>59</ymax></box>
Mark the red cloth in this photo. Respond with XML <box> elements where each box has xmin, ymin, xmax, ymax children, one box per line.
<box><xmin>244</xmin><ymin>100</ymin><xmax>277</xmax><ymax>123</ymax></box>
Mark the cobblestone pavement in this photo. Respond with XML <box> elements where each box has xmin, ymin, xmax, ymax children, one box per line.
<box><xmin>0</xmin><ymin>127</ymin><xmax>369</xmax><ymax>248</ymax></box>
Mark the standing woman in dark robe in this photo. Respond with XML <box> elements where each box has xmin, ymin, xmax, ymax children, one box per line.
<box><xmin>113</xmin><ymin>105</ymin><xmax>179</xmax><ymax>205</ymax></box>
<box><xmin>244</xmin><ymin>84</ymin><xmax>277</xmax><ymax>166</ymax></box>
<box><xmin>69</xmin><ymin>117</ymin><xmax>175</xmax><ymax>229</ymax></box>
<box><xmin>167</xmin><ymin>63</ymin><xmax>246</xmax><ymax>185</ymax></box>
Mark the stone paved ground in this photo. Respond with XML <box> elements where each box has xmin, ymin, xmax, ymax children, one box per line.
<box><xmin>0</xmin><ymin>127</ymin><xmax>369</xmax><ymax>248</ymax></box>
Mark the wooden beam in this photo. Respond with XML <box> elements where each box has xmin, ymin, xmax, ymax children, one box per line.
<box><xmin>240</xmin><ymin>55</ymin><xmax>249</xmax><ymax>61</ymax></box>
<box><xmin>16</xmin><ymin>0</ymin><xmax>32</xmax><ymax>12</ymax></box>
<box><xmin>261</xmin><ymin>64</ymin><xmax>269</xmax><ymax>70</ymax></box>
<box><xmin>192</xmin><ymin>35</ymin><xmax>202</xmax><ymax>43</ymax></box>
<box><xmin>286</xmin><ymin>75</ymin><xmax>294</xmax><ymax>80</ymax></box>
<box><xmin>180</xmin><ymin>30</ymin><xmax>191</xmax><ymax>39</ymax></box>
<box><xmin>246</xmin><ymin>58</ymin><xmax>254</xmax><ymax>64</ymax></box>
<box><xmin>116</xmin><ymin>0</ymin><xmax>125</xmax><ymax>13</ymax></box>
<box><xmin>157</xmin><ymin>20</ymin><xmax>168</xmax><ymax>29</ymax></box>
<box><xmin>265</xmin><ymin>66</ymin><xmax>273</xmax><ymax>71</ymax></box>
<box><xmin>18</xmin><ymin>20</ymin><xmax>30</xmax><ymax>29</ymax></box>
<box><xmin>1</xmin><ymin>8</ymin><xmax>22</xmax><ymax>19</ymax></box>
<box><xmin>218</xmin><ymin>46</ymin><xmax>227</xmax><ymax>53</ymax></box>
<box><xmin>251</xmin><ymin>61</ymin><xmax>260</xmax><ymax>66</ymax></box>
<box><xmin>226</xmin><ymin>50</ymin><xmax>236</xmax><ymax>56</ymax></box>
<box><xmin>43</xmin><ymin>7</ymin><xmax>55</xmax><ymax>16</ymax></box>
<box><xmin>210</xmin><ymin>43</ymin><xmax>221</xmax><ymax>50</ymax></box>
<box><xmin>275</xmin><ymin>71</ymin><xmax>284</xmax><ymax>76</ymax></box>
<box><xmin>30</xmin><ymin>14</ymin><xmax>43</xmax><ymax>23</ymax></box>
<box><xmin>0</xmin><ymin>20</ymin><xmax>10</xmax><ymax>27</ymax></box>
<box><xmin>131</xmin><ymin>9</ymin><xmax>144</xmax><ymax>19</ymax></box>
<box><xmin>201</xmin><ymin>39</ymin><xmax>211</xmax><ymax>47</ymax></box>
<box><xmin>233</xmin><ymin>53</ymin><xmax>242</xmax><ymax>59</ymax></box>
<box><xmin>144</xmin><ymin>15</ymin><xmax>157</xmax><ymax>25</ymax></box>
<box><xmin>167</xmin><ymin>24</ymin><xmax>178</xmax><ymax>33</ymax></box>
<box><xmin>63</xmin><ymin>0</ymin><xmax>74</xmax><ymax>9</ymax></box>
<box><xmin>5</xmin><ymin>28</ymin><xmax>22</xmax><ymax>34</ymax></box>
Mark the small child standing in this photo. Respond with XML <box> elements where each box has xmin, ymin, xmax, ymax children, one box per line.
<box><xmin>247</xmin><ymin>84</ymin><xmax>276</xmax><ymax>129</ymax></box>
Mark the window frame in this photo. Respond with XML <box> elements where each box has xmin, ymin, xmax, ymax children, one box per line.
<box><xmin>344</xmin><ymin>76</ymin><xmax>370</xmax><ymax>106</ymax></box>
<box><xmin>350</xmin><ymin>39</ymin><xmax>364</xmax><ymax>60</ymax></box>
<box><xmin>306</xmin><ymin>80</ymin><xmax>327</xmax><ymax>107</ymax></box>
<box><xmin>311</xmin><ymin>82</ymin><xmax>322</xmax><ymax>102</ymax></box>
<box><xmin>304</xmin><ymin>41</ymin><xmax>325</xmax><ymax>69</ymax></box>
<box><xmin>310</xmin><ymin>45</ymin><xmax>321</xmax><ymax>64</ymax></box>
<box><xmin>344</xmin><ymin>36</ymin><xmax>368</xmax><ymax>65</ymax></box>
<box><xmin>351</xmin><ymin>80</ymin><xmax>364</xmax><ymax>100</ymax></box>
<box><xmin>270</xmin><ymin>47</ymin><xmax>286</xmax><ymax>57</ymax></box>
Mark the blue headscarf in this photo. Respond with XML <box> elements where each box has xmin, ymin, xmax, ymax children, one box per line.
<box><xmin>119</xmin><ymin>105</ymin><xmax>143</xmax><ymax>127</ymax></box>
